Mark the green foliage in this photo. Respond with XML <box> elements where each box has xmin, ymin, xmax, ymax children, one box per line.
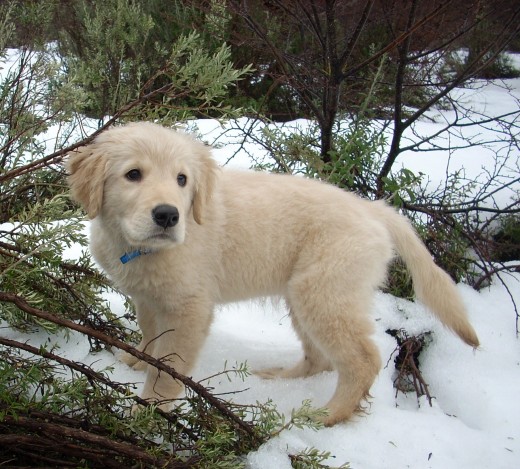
<box><xmin>251</xmin><ymin>116</ymin><xmax>422</xmax><ymax>203</ymax></box>
<box><xmin>251</xmin><ymin>123</ymin><xmax>319</xmax><ymax>174</ymax></box>
<box><xmin>158</xmin><ymin>32</ymin><xmax>253</xmax><ymax>112</ymax></box>
<box><xmin>0</xmin><ymin>346</ymin><xmax>221</xmax><ymax>466</ymax></box>
<box><xmin>290</xmin><ymin>448</ymin><xmax>351</xmax><ymax>469</ymax></box>
<box><xmin>6</xmin><ymin>0</ymin><xmax>59</xmax><ymax>48</ymax></box>
<box><xmin>0</xmin><ymin>2</ymin><xmax>15</xmax><ymax>51</ymax></box>
<box><xmin>317</xmin><ymin>119</ymin><xmax>389</xmax><ymax>196</ymax></box>
<box><xmin>0</xmin><ymin>49</ymin><xmax>79</xmax><ymax>169</ymax></box>
<box><xmin>478</xmin><ymin>53</ymin><xmax>520</xmax><ymax>79</ymax></box>
<box><xmin>382</xmin><ymin>168</ymin><xmax>425</xmax><ymax>207</ymax></box>
<box><xmin>463</xmin><ymin>4</ymin><xmax>520</xmax><ymax>80</ymax></box>
<box><xmin>55</xmin><ymin>0</ymin><xmax>252</xmax><ymax>120</ymax></box>
<box><xmin>1</xmin><ymin>199</ymin><xmax>111</xmax><ymax>331</ymax></box>
<box><xmin>59</xmin><ymin>0</ymin><xmax>155</xmax><ymax>118</ymax></box>
<box><xmin>384</xmin><ymin>259</ymin><xmax>415</xmax><ymax>301</ymax></box>
<box><xmin>252</xmin><ymin>400</ymin><xmax>349</xmax><ymax>468</ymax></box>
<box><xmin>0</xmin><ymin>46</ymin><xmax>117</xmax><ymax>336</ymax></box>
<box><xmin>491</xmin><ymin>214</ymin><xmax>520</xmax><ymax>262</ymax></box>
<box><xmin>0</xmin><ymin>343</ymin><xmax>342</xmax><ymax>467</ymax></box>
<box><xmin>421</xmin><ymin>216</ymin><xmax>472</xmax><ymax>283</ymax></box>
<box><xmin>259</xmin><ymin>399</ymin><xmax>328</xmax><ymax>437</ymax></box>
<box><xmin>248</xmin><ymin>53</ymin><xmax>423</xmax><ymax>203</ymax></box>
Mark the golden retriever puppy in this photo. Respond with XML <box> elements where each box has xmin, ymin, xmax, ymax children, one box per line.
<box><xmin>67</xmin><ymin>122</ymin><xmax>479</xmax><ymax>426</ymax></box>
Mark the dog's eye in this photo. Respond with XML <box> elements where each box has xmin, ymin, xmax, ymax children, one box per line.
<box><xmin>177</xmin><ymin>174</ymin><xmax>187</xmax><ymax>187</ymax></box>
<box><xmin>126</xmin><ymin>169</ymin><xmax>142</xmax><ymax>182</ymax></box>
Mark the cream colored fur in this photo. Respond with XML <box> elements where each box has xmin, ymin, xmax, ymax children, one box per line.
<box><xmin>67</xmin><ymin>122</ymin><xmax>479</xmax><ymax>426</ymax></box>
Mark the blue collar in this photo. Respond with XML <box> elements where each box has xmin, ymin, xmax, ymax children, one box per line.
<box><xmin>120</xmin><ymin>248</ymin><xmax>154</xmax><ymax>264</ymax></box>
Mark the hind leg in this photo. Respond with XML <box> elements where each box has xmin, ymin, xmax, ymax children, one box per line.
<box><xmin>256</xmin><ymin>309</ymin><xmax>333</xmax><ymax>379</ymax></box>
<box><xmin>321</xmin><ymin>316</ymin><xmax>381</xmax><ymax>426</ymax></box>
<box><xmin>295</xmin><ymin>292</ymin><xmax>381</xmax><ymax>425</ymax></box>
<box><xmin>285</xmin><ymin>249</ymin><xmax>386</xmax><ymax>426</ymax></box>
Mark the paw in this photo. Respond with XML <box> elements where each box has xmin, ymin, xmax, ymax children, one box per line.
<box><xmin>119</xmin><ymin>350</ymin><xmax>139</xmax><ymax>366</ymax></box>
<box><xmin>255</xmin><ymin>363</ymin><xmax>323</xmax><ymax>379</ymax></box>
<box><xmin>131</xmin><ymin>402</ymin><xmax>144</xmax><ymax>416</ymax></box>
<box><xmin>255</xmin><ymin>360</ymin><xmax>332</xmax><ymax>380</ymax></box>
<box><xmin>132</xmin><ymin>360</ymin><xmax>147</xmax><ymax>371</ymax></box>
<box><xmin>119</xmin><ymin>350</ymin><xmax>148</xmax><ymax>371</ymax></box>
<box><xmin>131</xmin><ymin>399</ymin><xmax>172</xmax><ymax>416</ymax></box>
<box><xmin>317</xmin><ymin>411</ymin><xmax>342</xmax><ymax>427</ymax></box>
<box><xmin>254</xmin><ymin>367</ymin><xmax>285</xmax><ymax>379</ymax></box>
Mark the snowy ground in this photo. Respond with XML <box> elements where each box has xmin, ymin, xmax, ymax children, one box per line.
<box><xmin>3</xmin><ymin>272</ymin><xmax>519</xmax><ymax>468</ymax></box>
<box><xmin>2</xmin><ymin>52</ymin><xmax>520</xmax><ymax>468</ymax></box>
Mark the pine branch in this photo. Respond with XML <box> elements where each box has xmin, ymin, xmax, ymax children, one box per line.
<box><xmin>0</xmin><ymin>291</ymin><xmax>261</xmax><ymax>446</ymax></box>
<box><xmin>0</xmin><ymin>336</ymin><xmax>198</xmax><ymax>443</ymax></box>
<box><xmin>0</xmin><ymin>81</ymin><xmax>174</xmax><ymax>185</ymax></box>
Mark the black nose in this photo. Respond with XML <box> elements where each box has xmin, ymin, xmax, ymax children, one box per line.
<box><xmin>152</xmin><ymin>204</ymin><xmax>179</xmax><ymax>228</ymax></box>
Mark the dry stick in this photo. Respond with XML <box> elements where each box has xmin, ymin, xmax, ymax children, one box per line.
<box><xmin>0</xmin><ymin>407</ymin><xmax>204</xmax><ymax>467</ymax></box>
<box><xmin>393</xmin><ymin>335</ymin><xmax>432</xmax><ymax>406</ymax></box>
<box><xmin>1</xmin><ymin>415</ymin><xmax>192</xmax><ymax>468</ymax></box>
<box><xmin>0</xmin><ymin>435</ymin><xmax>79</xmax><ymax>468</ymax></box>
<box><xmin>0</xmin><ymin>291</ymin><xmax>260</xmax><ymax>445</ymax></box>
<box><xmin>403</xmin><ymin>339</ymin><xmax>432</xmax><ymax>406</ymax></box>
<box><xmin>0</xmin><ymin>336</ymin><xmax>198</xmax><ymax>443</ymax></box>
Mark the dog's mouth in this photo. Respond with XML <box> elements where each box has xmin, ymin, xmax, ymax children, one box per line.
<box><xmin>150</xmin><ymin>232</ymin><xmax>174</xmax><ymax>240</ymax></box>
<box><xmin>124</xmin><ymin>231</ymin><xmax>177</xmax><ymax>249</ymax></box>
<box><xmin>125</xmin><ymin>232</ymin><xmax>179</xmax><ymax>253</ymax></box>
<box><xmin>145</xmin><ymin>230</ymin><xmax>179</xmax><ymax>245</ymax></box>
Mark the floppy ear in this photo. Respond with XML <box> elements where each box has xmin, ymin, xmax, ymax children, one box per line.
<box><xmin>192</xmin><ymin>146</ymin><xmax>219</xmax><ymax>225</ymax></box>
<box><xmin>66</xmin><ymin>145</ymin><xmax>107</xmax><ymax>219</ymax></box>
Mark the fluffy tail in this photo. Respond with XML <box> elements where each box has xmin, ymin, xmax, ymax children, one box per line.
<box><xmin>377</xmin><ymin>202</ymin><xmax>479</xmax><ymax>348</ymax></box>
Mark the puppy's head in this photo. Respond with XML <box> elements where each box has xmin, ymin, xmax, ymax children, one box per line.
<box><xmin>67</xmin><ymin>122</ymin><xmax>219</xmax><ymax>249</ymax></box>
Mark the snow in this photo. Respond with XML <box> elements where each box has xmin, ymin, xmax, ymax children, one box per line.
<box><xmin>2</xmin><ymin>50</ymin><xmax>520</xmax><ymax>468</ymax></box>
<box><xmin>3</xmin><ymin>281</ymin><xmax>519</xmax><ymax>468</ymax></box>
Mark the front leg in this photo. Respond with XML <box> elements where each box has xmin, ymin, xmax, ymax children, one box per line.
<box><xmin>119</xmin><ymin>299</ymin><xmax>159</xmax><ymax>370</ymax></box>
<box><xmin>141</xmin><ymin>296</ymin><xmax>213</xmax><ymax>407</ymax></box>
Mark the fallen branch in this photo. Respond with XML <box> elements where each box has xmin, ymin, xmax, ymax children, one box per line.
<box><xmin>386</xmin><ymin>329</ymin><xmax>433</xmax><ymax>406</ymax></box>
<box><xmin>1</xmin><ymin>414</ymin><xmax>195</xmax><ymax>468</ymax></box>
<box><xmin>0</xmin><ymin>336</ymin><xmax>198</xmax><ymax>443</ymax></box>
<box><xmin>0</xmin><ymin>291</ymin><xmax>260</xmax><ymax>446</ymax></box>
